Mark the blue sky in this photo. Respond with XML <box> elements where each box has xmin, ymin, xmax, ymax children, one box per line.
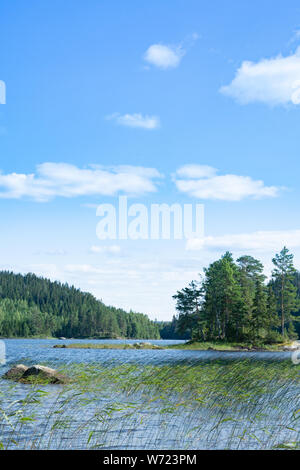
<box><xmin>1</xmin><ymin>0</ymin><xmax>300</xmax><ymax>320</ymax></box>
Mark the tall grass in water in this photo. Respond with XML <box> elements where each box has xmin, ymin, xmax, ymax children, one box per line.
<box><xmin>0</xmin><ymin>358</ymin><xmax>300</xmax><ymax>449</ymax></box>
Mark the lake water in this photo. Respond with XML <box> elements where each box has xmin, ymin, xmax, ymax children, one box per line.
<box><xmin>0</xmin><ymin>339</ymin><xmax>299</xmax><ymax>450</ymax></box>
<box><xmin>1</xmin><ymin>338</ymin><xmax>295</xmax><ymax>367</ymax></box>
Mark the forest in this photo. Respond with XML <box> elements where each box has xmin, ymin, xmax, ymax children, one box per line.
<box><xmin>1</xmin><ymin>247</ymin><xmax>300</xmax><ymax>343</ymax></box>
<box><xmin>0</xmin><ymin>271</ymin><xmax>160</xmax><ymax>339</ymax></box>
<box><xmin>173</xmin><ymin>247</ymin><xmax>300</xmax><ymax>345</ymax></box>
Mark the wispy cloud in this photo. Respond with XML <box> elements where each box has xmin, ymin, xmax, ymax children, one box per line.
<box><xmin>89</xmin><ymin>245</ymin><xmax>121</xmax><ymax>254</ymax></box>
<box><xmin>174</xmin><ymin>164</ymin><xmax>280</xmax><ymax>201</ymax></box>
<box><xmin>143</xmin><ymin>33</ymin><xmax>199</xmax><ymax>70</ymax></box>
<box><xmin>290</xmin><ymin>29</ymin><xmax>300</xmax><ymax>44</ymax></box>
<box><xmin>34</xmin><ymin>249</ymin><xmax>67</xmax><ymax>256</ymax></box>
<box><xmin>106</xmin><ymin>113</ymin><xmax>160</xmax><ymax>129</ymax></box>
<box><xmin>22</xmin><ymin>256</ymin><xmax>201</xmax><ymax>319</ymax></box>
<box><xmin>0</xmin><ymin>163</ymin><xmax>162</xmax><ymax>201</ymax></box>
<box><xmin>186</xmin><ymin>229</ymin><xmax>300</xmax><ymax>253</ymax></box>
<box><xmin>220</xmin><ymin>46</ymin><xmax>300</xmax><ymax>106</ymax></box>
<box><xmin>176</xmin><ymin>164</ymin><xmax>217</xmax><ymax>179</ymax></box>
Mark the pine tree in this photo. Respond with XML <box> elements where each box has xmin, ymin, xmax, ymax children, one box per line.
<box><xmin>272</xmin><ymin>247</ymin><xmax>299</xmax><ymax>337</ymax></box>
<box><xmin>172</xmin><ymin>280</ymin><xmax>203</xmax><ymax>338</ymax></box>
<box><xmin>251</xmin><ymin>280</ymin><xmax>269</xmax><ymax>341</ymax></box>
<box><xmin>237</xmin><ymin>255</ymin><xmax>265</xmax><ymax>327</ymax></box>
<box><xmin>202</xmin><ymin>252</ymin><xmax>244</xmax><ymax>341</ymax></box>
<box><xmin>0</xmin><ymin>271</ymin><xmax>161</xmax><ymax>339</ymax></box>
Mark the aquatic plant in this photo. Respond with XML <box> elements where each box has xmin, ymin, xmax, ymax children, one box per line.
<box><xmin>1</xmin><ymin>358</ymin><xmax>300</xmax><ymax>449</ymax></box>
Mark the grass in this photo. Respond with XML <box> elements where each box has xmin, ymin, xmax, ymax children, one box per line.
<box><xmin>167</xmin><ymin>341</ymin><xmax>242</xmax><ymax>350</ymax></box>
<box><xmin>1</xmin><ymin>357</ymin><xmax>300</xmax><ymax>449</ymax></box>
<box><xmin>53</xmin><ymin>340</ymin><xmax>290</xmax><ymax>351</ymax></box>
<box><xmin>166</xmin><ymin>340</ymin><xmax>289</xmax><ymax>351</ymax></box>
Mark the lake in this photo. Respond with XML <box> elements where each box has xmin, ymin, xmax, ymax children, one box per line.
<box><xmin>0</xmin><ymin>339</ymin><xmax>299</xmax><ymax>450</ymax></box>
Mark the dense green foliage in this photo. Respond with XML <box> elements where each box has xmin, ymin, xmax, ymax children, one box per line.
<box><xmin>173</xmin><ymin>247</ymin><xmax>300</xmax><ymax>344</ymax></box>
<box><xmin>158</xmin><ymin>316</ymin><xmax>190</xmax><ymax>340</ymax></box>
<box><xmin>0</xmin><ymin>271</ymin><xmax>160</xmax><ymax>339</ymax></box>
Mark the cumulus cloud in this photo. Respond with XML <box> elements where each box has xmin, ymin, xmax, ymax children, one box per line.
<box><xmin>0</xmin><ymin>163</ymin><xmax>162</xmax><ymax>201</ymax></box>
<box><xmin>186</xmin><ymin>229</ymin><xmax>300</xmax><ymax>252</ymax></box>
<box><xmin>220</xmin><ymin>47</ymin><xmax>300</xmax><ymax>106</ymax></box>
<box><xmin>144</xmin><ymin>44</ymin><xmax>185</xmax><ymax>69</ymax></box>
<box><xmin>143</xmin><ymin>34</ymin><xmax>199</xmax><ymax>70</ymax></box>
<box><xmin>106</xmin><ymin>113</ymin><xmax>160</xmax><ymax>129</ymax></box>
<box><xmin>174</xmin><ymin>164</ymin><xmax>280</xmax><ymax>201</ymax></box>
<box><xmin>143</xmin><ymin>33</ymin><xmax>199</xmax><ymax>70</ymax></box>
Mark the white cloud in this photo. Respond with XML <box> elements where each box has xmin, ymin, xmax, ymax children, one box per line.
<box><xmin>106</xmin><ymin>113</ymin><xmax>160</xmax><ymax>129</ymax></box>
<box><xmin>174</xmin><ymin>164</ymin><xmax>280</xmax><ymax>201</ymax></box>
<box><xmin>89</xmin><ymin>245</ymin><xmax>121</xmax><ymax>254</ymax></box>
<box><xmin>0</xmin><ymin>163</ymin><xmax>162</xmax><ymax>201</ymax></box>
<box><xmin>220</xmin><ymin>46</ymin><xmax>300</xmax><ymax>106</ymax></box>
<box><xmin>144</xmin><ymin>44</ymin><xmax>185</xmax><ymax>69</ymax></box>
<box><xmin>143</xmin><ymin>33</ymin><xmax>199</xmax><ymax>70</ymax></box>
<box><xmin>176</xmin><ymin>164</ymin><xmax>217</xmax><ymax>179</ymax></box>
<box><xmin>186</xmin><ymin>229</ymin><xmax>300</xmax><ymax>252</ymax></box>
<box><xmin>290</xmin><ymin>30</ymin><xmax>300</xmax><ymax>44</ymax></box>
<box><xmin>43</xmin><ymin>258</ymin><xmax>201</xmax><ymax>319</ymax></box>
<box><xmin>34</xmin><ymin>249</ymin><xmax>67</xmax><ymax>256</ymax></box>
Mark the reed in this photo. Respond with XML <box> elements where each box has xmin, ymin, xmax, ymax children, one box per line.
<box><xmin>0</xmin><ymin>358</ymin><xmax>300</xmax><ymax>449</ymax></box>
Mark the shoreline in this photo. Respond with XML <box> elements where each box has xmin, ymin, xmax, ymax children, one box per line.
<box><xmin>1</xmin><ymin>337</ymin><xmax>299</xmax><ymax>353</ymax></box>
<box><xmin>52</xmin><ymin>340</ymin><xmax>298</xmax><ymax>352</ymax></box>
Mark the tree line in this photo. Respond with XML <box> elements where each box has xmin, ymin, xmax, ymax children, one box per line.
<box><xmin>173</xmin><ymin>247</ymin><xmax>300</xmax><ymax>344</ymax></box>
<box><xmin>0</xmin><ymin>271</ymin><xmax>160</xmax><ymax>339</ymax></box>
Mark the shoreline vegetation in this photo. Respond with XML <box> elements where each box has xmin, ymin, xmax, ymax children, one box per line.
<box><xmin>1</xmin><ymin>247</ymin><xmax>300</xmax><ymax>354</ymax></box>
<box><xmin>52</xmin><ymin>339</ymin><xmax>297</xmax><ymax>352</ymax></box>
<box><xmin>172</xmin><ymin>248</ymin><xmax>300</xmax><ymax>347</ymax></box>
<box><xmin>53</xmin><ymin>341</ymin><xmax>163</xmax><ymax>350</ymax></box>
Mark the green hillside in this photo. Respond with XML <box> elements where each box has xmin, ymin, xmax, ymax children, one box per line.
<box><xmin>0</xmin><ymin>271</ymin><xmax>160</xmax><ymax>339</ymax></box>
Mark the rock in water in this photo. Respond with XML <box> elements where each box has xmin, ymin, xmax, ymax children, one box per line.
<box><xmin>21</xmin><ymin>365</ymin><xmax>69</xmax><ymax>384</ymax></box>
<box><xmin>3</xmin><ymin>364</ymin><xmax>28</xmax><ymax>380</ymax></box>
<box><xmin>3</xmin><ymin>364</ymin><xmax>70</xmax><ymax>384</ymax></box>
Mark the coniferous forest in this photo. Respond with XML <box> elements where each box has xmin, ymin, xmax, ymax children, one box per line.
<box><xmin>0</xmin><ymin>271</ymin><xmax>160</xmax><ymax>339</ymax></box>
<box><xmin>173</xmin><ymin>247</ymin><xmax>300</xmax><ymax>345</ymax></box>
<box><xmin>1</xmin><ymin>247</ymin><xmax>300</xmax><ymax>344</ymax></box>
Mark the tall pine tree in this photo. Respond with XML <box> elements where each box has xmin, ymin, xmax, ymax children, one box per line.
<box><xmin>272</xmin><ymin>247</ymin><xmax>299</xmax><ymax>337</ymax></box>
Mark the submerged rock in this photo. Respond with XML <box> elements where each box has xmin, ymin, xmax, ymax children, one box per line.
<box><xmin>3</xmin><ymin>364</ymin><xmax>70</xmax><ymax>384</ymax></box>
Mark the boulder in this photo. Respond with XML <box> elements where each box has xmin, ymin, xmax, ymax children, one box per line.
<box><xmin>284</xmin><ymin>341</ymin><xmax>300</xmax><ymax>351</ymax></box>
<box><xmin>21</xmin><ymin>365</ymin><xmax>69</xmax><ymax>384</ymax></box>
<box><xmin>3</xmin><ymin>364</ymin><xmax>70</xmax><ymax>384</ymax></box>
<box><xmin>132</xmin><ymin>342</ymin><xmax>161</xmax><ymax>349</ymax></box>
<box><xmin>3</xmin><ymin>364</ymin><xmax>28</xmax><ymax>380</ymax></box>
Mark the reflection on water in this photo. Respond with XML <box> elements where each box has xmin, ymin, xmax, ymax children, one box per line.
<box><xmin>0</xmin><ymin>339</ymin><xmax>299</xmax><ymax>450</ymax></box>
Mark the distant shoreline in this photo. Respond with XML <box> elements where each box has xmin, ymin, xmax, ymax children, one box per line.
<box><xmin>2</xmin><ymin>337</ymin><xmax>298</xmax><ymax>353</ymax></box>
<box><xmin>51</xmin><ymin>340</ymin><xmax>298</xmax><ymax>352</ymax></box>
